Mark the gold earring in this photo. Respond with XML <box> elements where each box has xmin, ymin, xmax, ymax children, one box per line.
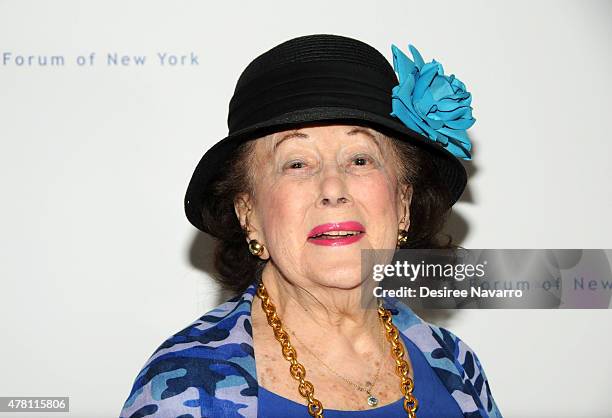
<box><xmin>397</xmin><ymin>229</ymin><xmax>409</xmax><ymax>247</ymax></box>
<box><xmin>248</xmin><ymin>239</ymin><xmax>265</xmax><ymax>256</ymax></box>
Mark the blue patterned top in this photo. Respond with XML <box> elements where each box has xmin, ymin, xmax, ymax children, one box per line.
<box><xmin>119</xmin><ymin>282</ymin><xmax>503</xmax><ymax>418</ymax></box>
<box><xmin>258</xmin><ymin>332</ymin><xmax>464</xmax><ymax>417</ymax></box>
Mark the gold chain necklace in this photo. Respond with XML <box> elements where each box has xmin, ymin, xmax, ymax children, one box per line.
<box><xmin>256</xmin><ymin>281</ymin><xmax>418</xmax><ymax>417</ymax></box>
<box><xmin>284</xmin><ymin>319</ymin><xmax>386</xmax><ymax>407</ymax></box>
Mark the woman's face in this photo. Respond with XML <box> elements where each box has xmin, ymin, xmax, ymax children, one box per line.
<box><xmin>235</xmin><ymin>124</ymin><xmax>412</xmax><ymax>290</ymax></box>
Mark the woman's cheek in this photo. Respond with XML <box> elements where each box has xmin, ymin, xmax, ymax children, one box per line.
<box><xmin>261</xmin><ymin>181</ymin><xmax>308</xmax><ymax>242</ymax></box>
<box><xmin>352</xmin><ymin>173</ymin><xmax>396</xmax><ymax>209</ymax></box>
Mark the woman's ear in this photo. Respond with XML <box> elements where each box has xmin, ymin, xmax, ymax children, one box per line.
<box><xmin>234</xmin><ymin>193</ymin><xmax>270</xmax><ymax>260</ymax></box>
<box><xmin>234</xmin><ymin>193</ymin><xmax>253</xmax><ymax>234</ymax></box>
<box><xmin>398</xmin><ymin>183</ymin><xmax>413</xmax><ymax>231</ymax></box>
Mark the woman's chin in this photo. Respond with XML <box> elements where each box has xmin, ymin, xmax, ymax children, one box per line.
<box><xmin>306</xmin><ymin>265</ymin><xmax>366</xmax><ymax>289</ymax></box>
<box><xmin>311</xmin><ymin>277</ymin><xmax>364</xmax><ymax>291</ymax></box>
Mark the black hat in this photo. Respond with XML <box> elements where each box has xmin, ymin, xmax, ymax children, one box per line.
<box><xmin>184</xmin><ymin>34</ymin><xmax>470</xmax><ymax>235</ymax></box>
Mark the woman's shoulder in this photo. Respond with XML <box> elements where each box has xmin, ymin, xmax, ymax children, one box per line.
<box><xmin>119</xmin><ymin>287</ymin><xmax>258</xmax><ymax>418</ymax></box>
<box><xmin>384</xmin><ymin>297</ymin><xmax>504</xmax><ymax>418</ymax></box>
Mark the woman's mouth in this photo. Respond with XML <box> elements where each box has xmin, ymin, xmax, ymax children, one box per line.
<box><xmin>307</xmin><ymin>222</ymin><xmax>366</xmax><ymax>246</ymax></box>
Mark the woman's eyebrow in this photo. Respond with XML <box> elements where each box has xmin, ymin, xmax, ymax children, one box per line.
<box><xmin>271</xmin><ymin>127</ymin><xmax>381</xmax><ymax>152</ymax></box>
<box><xmin>273</xmin><ymin>131</ymin><xmax>309</xmax><ymax>151</ymax></box>
<box><xmin>346</xmin><ymin>127</ymin><xmax>382</xmax><ymax>151</ymax></box>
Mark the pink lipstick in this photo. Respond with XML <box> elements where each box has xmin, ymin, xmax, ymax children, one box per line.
<box><xmin>307</xmin><ymin>221</ymin><xmax>366</xmax><ymax>246</ymax></box>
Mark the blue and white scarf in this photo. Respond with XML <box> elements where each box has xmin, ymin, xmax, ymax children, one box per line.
<box><xmin>119</xmin><ymin>282</ymin><xmax>503</xmax><ymax>418</ymax></box>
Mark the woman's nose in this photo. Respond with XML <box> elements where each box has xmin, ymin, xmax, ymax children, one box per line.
<box><xmin>319</xmin><ymin>196</ymin><xmax>350</xmax><ymax>207</ymax></box>
<box><xmin>315</xmin><ymin>164</ymin><xmax>352</xmax><ymax>208</ymax></box>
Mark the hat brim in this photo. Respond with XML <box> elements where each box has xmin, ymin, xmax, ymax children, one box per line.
<box><xmin>184</xmin><ymin>106</ymin><xmax>467</xmax><ymax>235</ymax></box>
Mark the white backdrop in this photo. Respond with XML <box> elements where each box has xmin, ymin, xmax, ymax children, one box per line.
<box><xmin>1</xmin><ymin>1</ymin><xmax>611</xmax><ymax>417</ymax></box>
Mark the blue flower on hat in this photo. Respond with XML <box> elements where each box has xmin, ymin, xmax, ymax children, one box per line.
<box><xmin>390</xmin><ymin>44</ymin><xmax>475</xmax><ymax>160</ymax></box>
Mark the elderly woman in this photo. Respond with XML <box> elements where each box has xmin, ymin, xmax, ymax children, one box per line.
<box><xmin>120</xmin><ymin>34</ymin><xmax>502</xmax><ymax>418</ymax></box>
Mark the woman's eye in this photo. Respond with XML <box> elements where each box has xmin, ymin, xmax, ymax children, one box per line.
<box><xmin>285</xmin><ymin>160</ymin><xmax>306</xmax><ymax>170</ymax></box>
<box><xmin>352</xmin><ymin>155</ymin><xmax>374</xmax><ymax>166</ymax></box>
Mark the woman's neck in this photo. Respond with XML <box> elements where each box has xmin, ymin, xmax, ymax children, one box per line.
<box><xmin>256</xmin><ymin>263</ymin><xmax>382</xmax><ymax>354</ymax></box>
